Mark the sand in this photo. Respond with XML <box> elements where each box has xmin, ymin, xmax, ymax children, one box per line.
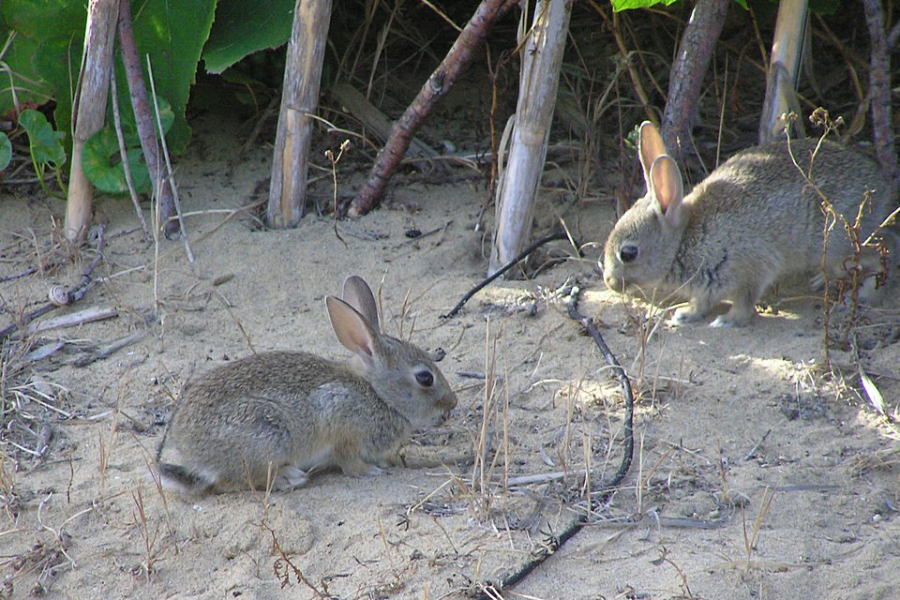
<box><xmin>1</xmin><ymin>111</ymin><xmax>898</xmax><ymax>600</ymax></box>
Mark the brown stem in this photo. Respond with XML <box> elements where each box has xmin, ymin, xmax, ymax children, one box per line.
<box><xmin>660</xmin><ymin>0</ymin><xmax>730</xmax><ymax>160</ymax></box>
<box><xmin>117</xmin><ymin>0</ymin><xmax>178</xmax><ymax>238</ymax></box>
<box><xmin>348</xmin><ymin>0</ymin><xmax>520</xmax><ymax>217</ymax></box>
<box><xmin>861</xmin><ymin>0</ymin><xmax>898</xmax><ymax>191</ymax></box>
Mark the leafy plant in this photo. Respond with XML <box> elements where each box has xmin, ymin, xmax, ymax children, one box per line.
<box><xmin>0</xmin><ymin>132</ymin><xmax>11</xmax><ymax>171</ymax></box>
<box><xmin>82</xmin><ymin>94</ymin><xmax>174</xmax><ymax>194</ymax></box>
<box><xmin>611</xmin><ymin>0</ymin><xmax>839</xmax><ymax>15</ymax></box>
<box><xmin>0</xmin><ymin>0</ymin><xmax>215</xmax><ymax>156</ymax></box>
<box><xmin>202</xmin><ymin>0</ymin><xmax>294</xmax><ymax>75</ymax></box>
<box><xmin>18</xmin><ymin>108</ymin><xmax>66</xmax><ymax>195</ymax></box>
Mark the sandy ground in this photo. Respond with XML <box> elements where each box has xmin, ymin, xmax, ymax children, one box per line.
<box><xmin>1</xmin><ymin>112</ymin><xmax>899</xmax><ymax>600</ymax></box>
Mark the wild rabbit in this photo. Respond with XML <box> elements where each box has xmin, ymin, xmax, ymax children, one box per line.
<box><xmin>603</xmin><ymin>121</ymin><xmax>896</xmax><ymax>327</ymax></box>
<box><xmin>155</xmin><ymin>275</ymin><xmax>458</xmax><ymax>494</ymax></box>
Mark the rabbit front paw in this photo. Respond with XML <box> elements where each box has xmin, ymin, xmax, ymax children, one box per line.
<box><xmin>709</xmin><ymin>314</ymin><xmax>745</xmax><ymax>328</ymax></box>
<box><xmin>711</xmin><ymin>295</ymin><xmax>756</xmax><ymax>328</ymax></box>
<box><xmin>670</xmin><ymin>295</ymin><xmax>713</xmax><ymax>326</ymax></box>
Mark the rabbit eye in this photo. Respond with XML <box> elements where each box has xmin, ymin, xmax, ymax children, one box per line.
<box><xmin>415</xmin><ymin>369</ymin><xmax>435</xmax><ymax>388</ymax></box>
<box><xmin>619</xmin><ymin>245</ymin><xmax>638</xmax><ymax>263</ymax></box>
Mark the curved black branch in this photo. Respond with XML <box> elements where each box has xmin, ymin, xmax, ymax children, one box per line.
<box><xmin>441</xmin><ymin>231</ymin><xmax>581</xmax><ymax>319</ymax></box>
<box><xmin>473</xmin><ymin>283</ymin><xmax>635</xmax><ymax>597</ymax></box>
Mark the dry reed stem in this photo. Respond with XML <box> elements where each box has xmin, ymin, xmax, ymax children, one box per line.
<box><xmin>741</xmin><ymin>486</ymin><xmax>776</xmax><ymax>574</ymax></box>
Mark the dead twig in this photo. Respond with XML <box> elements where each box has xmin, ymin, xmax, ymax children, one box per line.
<box><xmin>74</xmin><ymin>328</ymin><xmax>150</xmax><ymax>368</ymax></box>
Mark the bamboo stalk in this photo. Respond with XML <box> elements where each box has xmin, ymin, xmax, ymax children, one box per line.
<box><xmin>267</xmin><ymin>0</ymin><xmax>334</xmax><ymax>228</ymax></box>
<box><xmin>487</xmin><ymin>0</ymin><xmax>573</xmax><ymax>277</ymax></box>
<box><xmin>65</xmin><ymin>0</ymin><xmax>119</xmax><ymax>244</ymax></box>
<box><xmin>758</xmin><ymin>0</ymin><xmax>808</xmax><ymax>144</ymax></box>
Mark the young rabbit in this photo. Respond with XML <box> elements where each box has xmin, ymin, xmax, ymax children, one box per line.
<box><xmin>603</xmin><ymin>121</ymin><xmax>895</xmax><ymax>327</ymax></box>
<box><xmin>155</xmin><ymin>276</ymin><xmax>458</xmax><ymax>494</ymax></box>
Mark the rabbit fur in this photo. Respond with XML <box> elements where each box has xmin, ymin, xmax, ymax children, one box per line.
<box><xmin>155</xmin><ymin>276</ymin><xmax>458</xmax><ymax>494</ymax></box>
<box><xmin>603</xmin><ymin>121</ymin><xmax>896</xmax><ymax>327</ymax></box>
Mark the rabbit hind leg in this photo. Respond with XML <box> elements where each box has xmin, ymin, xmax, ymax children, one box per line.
<box><xmin>334</xmin><ymin>447</ymin><xmax>384</xmax><ymax>477</ymax></box>
<box><xmin>272</xmin><ymin>466</ymin><xmax>310</xmax><ymax>491</ymax></box>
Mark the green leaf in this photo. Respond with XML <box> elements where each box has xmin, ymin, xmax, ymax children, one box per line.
<box><xmin>126</xmin><ymin>0</ymin><xmax>217</xmax><ymax>153</ymax></box>
<box><xmin>1</xmin><ymin>0</ymin><xmax>86</xmax><ymax>40</ymax></box>
<box><xmin>0</xmin><ymin>33</ymin><xmax>57</xmax><ymax>118</ymax></box>
<box><xmin>35</xmin><ymin>35</ymin><xmax>85</xmax><ymax>147</ymax></box>
<box><xmin>82</xmin><ymin>126</ymin><xmax>151</xmax><ymax>194</ymax></box>
<box><xmin>19</xmin><ymin>108</ymin><xmax>66</xmax><ymax>168</ymax></box>
<box><xmin>0</xmin><ymin>132</ymin><xmax>11</xmax><ymax>171</ymax></box>
<box><xmin>1</xmin><ymin>1</ymin><xmax>86</xmax><ymax>139</ymax></box>
<box><xmin>202</xmin><ymin>0</ymin><xmax>294</xmax><ymax>74</ymax></box>
<box><xmin>611</xmin><ymin>0</ymin><xmax>681</xmax><ymax>11</ymax></box>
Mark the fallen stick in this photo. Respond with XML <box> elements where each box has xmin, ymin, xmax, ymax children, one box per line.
<box><xmin>329</xmin><ymin>82</ymin><xmax>443</xmax><ymax>169</ymax></box>
<box><xmin>23</xmin><ymin>342</ymin><xmax>67</xmax><ymax>363</ymax></box>
<box><xmin>23</xmin><ymin>306</ymin><xmax>118</xmax><ymax>337</ymax></box>
<box><xmin>74</xmin><ymin>328</ymin><xmax>149</xmax><ymax>368</ymax></box>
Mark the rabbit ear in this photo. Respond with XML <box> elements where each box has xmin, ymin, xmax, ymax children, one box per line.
<box><xmin>649</xmin><ymin>155</ymin><xmax>687</xmax><ymax>229</ymax></box>
<box><xmin>638</xmin><ymin>121</ymin><xmax>667</xmax><ymax>188</ymax></box>
<box><xmin>326</xmin><ymin>296</ymin><xmax>379</xmax><ymax>359</ymax></box>
<box><xmin>341</xmin><ymin>276</ymin><xmax>380</xmax><ymax>333</ymax></box>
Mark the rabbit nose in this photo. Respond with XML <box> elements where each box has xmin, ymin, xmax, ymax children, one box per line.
<box><xmin>440</xmin><ymin>391</ymin><xmax>458</xmax><ymax>411</ymax></box>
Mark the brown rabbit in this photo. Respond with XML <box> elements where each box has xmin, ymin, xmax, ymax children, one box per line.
<box><xmin>603</xmin><ymin>122</ymin><xmax>896</xmax><ymax>327</ymax></box>
<box><xmin>155</xmin><ymin>276</ymin><xmax>458</xmax><ymax>494</ymax></box>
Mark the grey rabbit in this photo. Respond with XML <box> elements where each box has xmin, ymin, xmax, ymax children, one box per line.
<box><xmin>155</xmin><ymin>275</ymin><xmax>458</xmax><ymax>494</ymax></box>
<box><xmin>603</xmin><ymin>121</ymin><xmax>896</xmax><ymax>327</ymax></box>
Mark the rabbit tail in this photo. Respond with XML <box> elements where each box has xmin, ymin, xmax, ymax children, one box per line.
<box><xmin>155</xmin><ymin>462</ymin><xmax>215</xmax><ymax>495</ymax></box>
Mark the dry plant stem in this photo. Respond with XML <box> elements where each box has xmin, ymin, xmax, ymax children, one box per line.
<box><xmin>489</xmin><ymin>0</ymin><xmax>573</xmax><ymax>276</ymax></box>
<box><xmin>660</xmin><ymin>0</ymin><xmax>730</xmax><ymax>160</ymax></box>
<box><xmin>267</xmin><ymin>0</ymin><xmax>333</xmax><ymax>228</ymax></box>
<box><xmin>0</xmin><ymin>267</ymin><xmax>37</xmax><ymax>283</ymax></box>
<box><xmin>349</xmin><ymin>0</ymin><xmax>521</xmax><ymax>216</ymax></box>
<box><xmin>117</xmin><ymin>0</ymin><xmax>177</xmax><ymax>238</ymax></box>
<box><xmin>861</xmin><ymin>0</ymin><xmax>898</xmax><ymax>189</ymax></box>
<box><xmin>110</xmin><ymin>71</ymin><xmax>150</xmax><ymax>239</ymax></box>
<box><xmin>146</xmin><ymin>57</ymin><xmax>194</xmax><ymax>263</ymax></box>
<box><xmin>65</xmin><ymin>0</ymin><xmax>118</xmax><ymax>245</ymax></box>
<box><xmin>474</xmin><ymin>284</ymin><xmax>635</xmax><ymax>597</ymax></box>
<box><xmin>0</xmin><ymin>226</ymin><xmax>106</xmax><ymax>341</ymax></box>
<box><xmin>441</xmin><ymin>231</ymin><xmax>576</xmax><ymax>319</ymax></box>
<box><xmin>742</xmin><ymin>487</ymin><xmax>776</xmax><ymax>573</ymax></box>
